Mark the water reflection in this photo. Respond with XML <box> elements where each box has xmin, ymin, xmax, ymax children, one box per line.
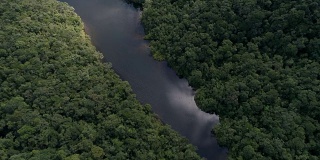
<box><xmin>59</xmin><ymin>0</ymin><xmax>227</xmax><ymax>159</ymax></box>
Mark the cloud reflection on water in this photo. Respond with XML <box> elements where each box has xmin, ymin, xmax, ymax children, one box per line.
<box><xmin>60</xmin><ymin>0</ymin><xmax>227</xmax><ymax>159</ymax></box>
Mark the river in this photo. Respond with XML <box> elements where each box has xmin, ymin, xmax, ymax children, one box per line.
<box><xmin>59</xmin><ymin>0</ymin><xmax>227</xmax><ymax>159</ymax></box>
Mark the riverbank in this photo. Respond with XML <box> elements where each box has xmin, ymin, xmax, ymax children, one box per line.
<box><xmin>0</xmin><ymin>0</ymin><xmax>202</xmax><ymax>159</ymax></box>
<box><xmin>59</xmin><ymin>0</ymin><xmax>227</xmax><ymax>159</ymax></box>
<box><xmin>141</xmin><ymin>0</ymin><xmax>320</xmax><ymax>159</ymax></box>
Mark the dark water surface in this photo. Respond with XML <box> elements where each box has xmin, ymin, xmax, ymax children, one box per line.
<box><xmin>59</xmin><ymin>0</ymin><xmax>227</xmax><ymax>159</ymax></box>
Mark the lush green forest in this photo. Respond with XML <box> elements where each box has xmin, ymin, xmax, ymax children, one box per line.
<box><xmin>0</xmin><ymin>0</ymin><xmax>203</xmax><ymax>159</ymax></box>
<box><xmin>142</xmin><ymin>0</ymin><xmax>320</xmax><ymax>159</ymax></box>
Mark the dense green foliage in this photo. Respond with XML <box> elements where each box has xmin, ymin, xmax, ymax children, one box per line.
<box><xmin>0</xmin><ymin>0</ymin><xmax>202</xmax><ymax>159</ymax></box>
<box><xmin>142</xmin><ymin>0</ymin><xmax>320</xmax><ymax>159</ymax></box>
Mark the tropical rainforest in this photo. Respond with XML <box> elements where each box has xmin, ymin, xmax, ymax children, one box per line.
<box><xmin>0</xmin><ymin>0</ymin><xmax>202</xmax><ymax>159</ymax></box>
<box><xmin>142</xmin><ymin>0</ymin><xmax>320</xmax><ymax>159</ymax></box>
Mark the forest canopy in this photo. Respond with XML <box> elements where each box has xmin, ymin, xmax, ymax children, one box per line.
<box><xmin>0</xmin><ymin>0</ymin><xmax>202</xmax><ymax>159</ymax></box>
<box><xmin>142</xmin><ymin>0</ymin><xmax>320</xmax><ymax>159</ymax></box>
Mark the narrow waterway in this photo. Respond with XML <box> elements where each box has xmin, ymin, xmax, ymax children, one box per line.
<box><xmin>59</xmin><ymin>0</ymin><xmax>227</xmax><ymax>159</ymax></box>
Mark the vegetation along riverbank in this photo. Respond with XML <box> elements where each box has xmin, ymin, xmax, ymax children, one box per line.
<box><xmin>129</xmin><ymin>0</ymin><xmax>320</xmax><ymax>159</ymax></box>
<box><xmin>0</xmin><ymin>0</ymin><xmax>203</xmax><ymax>159</ymax></box>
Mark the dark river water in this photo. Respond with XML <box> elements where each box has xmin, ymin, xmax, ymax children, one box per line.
<box><xmin>59</xmin><ymin>0</ymin><xmax>227</xmax><ymax>159</ymax></box>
